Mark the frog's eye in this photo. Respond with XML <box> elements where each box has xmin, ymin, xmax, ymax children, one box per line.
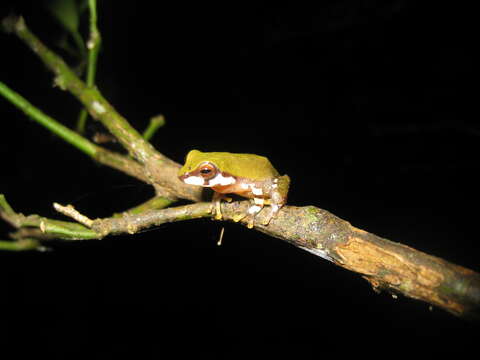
<box><xmin>198</xmin><ymin>163</ymin><xmax>217</xmax><ymax>180</ymax></box>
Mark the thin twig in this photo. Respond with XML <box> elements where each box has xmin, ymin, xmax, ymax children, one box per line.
<box><xmin>142</xmin><ymin>114</ymin><xmax>166</xmax><ymax>141</ymax></box>
<box><xmin>76</xmin><ymin>0</ymin><xmax>102</xmax><ymax>133</ymax></box>
<box><xmin>53</xmin><ymin>203</ymin><xmax>94</xmax><ymax>227</ymax></box>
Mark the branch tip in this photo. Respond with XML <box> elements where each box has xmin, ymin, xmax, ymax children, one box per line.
<box><xmin>1</xmin><ymin>14</ymin><xmax>24</xmax><ymax>34</ymax></box>
<box><xmin>53</xmin><ymin>202</ymin><xmax>94</xmax><ymax>227</ymax></box>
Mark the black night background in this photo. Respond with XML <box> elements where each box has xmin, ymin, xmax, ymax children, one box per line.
<box><xmin>0</xmin><ymin>1</ymin><xmax>478</xmax><ymax>358</ymax></box>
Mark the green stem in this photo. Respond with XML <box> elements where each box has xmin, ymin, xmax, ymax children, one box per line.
<box><xmin>113</xmin><ymin>195</ymin><xmax>173</xmax><ymax>217</ymax></box>
<box><xmin>76</xmin><ymin>0</ymin><xmax>101</xmax><ymax>134</ymax></box>
<box><xmin>0</xmin><ymin>81</ymin><xmax>97</xmax><ymax>157</ymax></box>
<box><xmin>142</xmin><ymin>115</ymin><xmax>165</xmax><ymax>141</ymax></box>
<box><xmin>1</xmin><ymin>194</ymin><xmax>99</xmax><ymax>241</ymax></box>
<box><xmin>0</xmin><ymin>194</ymin><xmax>15</xmax><ymax>215</ymax></box>
<box><xmin>71</xmin><ymin>30</ymin><xmax>86</xmax><ymax>60</ymax></box>
<box><xmin>0</xmin><ymin>239</ymin><xmax>41</xmax><ymax>251</ymax></box>
<box><xmin>5</xmin><ymin>15</ymin><xmax>161</xmax><ymax>164</ymax></box>
<box><xmin>86</xmin><ymin>0</ymin><xmax>100</xmax><ymax>87</ymax></box>
<box><xmin>76</xmin><ymin>108</ymin><xmax>88</xmax><ymax>133</ymax></box>
<box><xmin>0</xmin><ymin>82</ymin><xmax>150</xmax><ymax>183</ymax></box>
<box><xmin>40</xmin><ymin>218</ymin><xmax>99</xmax><ymax>240</ymax></box>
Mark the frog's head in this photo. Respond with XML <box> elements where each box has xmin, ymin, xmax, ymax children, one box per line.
<box><xmin>178</xmin><ymin>150</ymin><xmax>237</xmax><ymax>188</ymax></box>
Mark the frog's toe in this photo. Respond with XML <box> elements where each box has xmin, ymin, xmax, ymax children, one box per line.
<box><xmin>210</xmin><ymin>204</ymin><xmax>223</xmax><ymax>220</ymax></box>
<box><xmin>232</xmin><ymin>212</ymin><xmax>246</xmax><ymax>223</ymax></box>
<box><xmin>262</xmin><ymin>216</ymin><xmax>272</xmax><ymax>226</ymax></box>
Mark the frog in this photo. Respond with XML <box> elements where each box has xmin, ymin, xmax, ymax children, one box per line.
<box><xmin>178</xmin><ymin>150</ymin><xmax>290</xmax><ymax>228</ymax></box>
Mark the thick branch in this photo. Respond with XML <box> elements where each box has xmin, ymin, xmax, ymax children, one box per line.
<box><xmin>48</xmin><ymin>200</ymin><xmax>480</xmax><ymax>318</ymax></box>
<box><xmin>38</xmin><ymin>198</ymin><xmax>476</xmax><ymax>318</ymax></box>
<box><xmin>227</xmin><ymin>202</ymin><xmax>480</xmax><ymax>319</ymax></box>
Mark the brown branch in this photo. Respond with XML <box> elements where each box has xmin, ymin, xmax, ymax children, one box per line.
<box><xmin>2</xmin><ymin>14</ymin><xmax>479</xmax><ymax>320</ymax></box>
<box><xmin>230</xmin><ymin>202</ymin><xmax>480</xmax><ymax>319</ymax></box>
<box><xmin>46</xmin><ymin>199</ymin><xmax>480</xmax><ymax>319</ymax></box>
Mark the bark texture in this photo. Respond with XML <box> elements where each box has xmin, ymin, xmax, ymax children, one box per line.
<box><xmin>225</xmin><ymin>202</ymin><xmax>480</xmax><ymax>319</ymax></box>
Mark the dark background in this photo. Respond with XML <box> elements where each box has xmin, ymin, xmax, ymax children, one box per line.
<box><xmin>0</xmin><ymin>1</ymin><xmax>478</xmax><ymax>358</ymax></box>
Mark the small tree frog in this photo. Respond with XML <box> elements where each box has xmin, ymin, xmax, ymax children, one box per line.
<box><xmin>178</xmin><ymin>150</ymin><xmax>290</xmax><ymax>228</ymax></box>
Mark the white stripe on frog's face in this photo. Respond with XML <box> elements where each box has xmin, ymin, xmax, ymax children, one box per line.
<box><xmin>183</xmin><ymin>175</ymin><xmax>205</xmax><ymax>186</ymax></box>
<box><xmin>206</xmin><ymin>173</ymin><xmax>236</xmax><ymax>187</ymax></box>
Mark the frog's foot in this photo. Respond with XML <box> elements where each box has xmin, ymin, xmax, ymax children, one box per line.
<box><xmin>231</xmin><ymin>205</ymin><xmax>261</xmax><ymax>228</ymax></box>
<box><xmin>211</xmin><ymin>193</ymin><xmax>224</xmax><ymax>220</ymax></box>
<box><xmin>211</xmin><ymin>194</ymin><xmax>233</xmax><ymax>220</ymax></box>
<box><xmin>261</xmin><ymin>204</ymin><xmax>280</xmax><ymax>226</ymax></box>
<box><xmin>212</xmin><ymin>203</ymin><xmax>222</xmax><ymax>220</ymax></box>
<box><xmin>245</xmin><ymin>201</ymin><xmax>264</xmax><ymax>229</ymax></box>
<box><xmin>232</xmin><ymin>212</ymin><xmax>247</xmax><ymax>223</ymax></box>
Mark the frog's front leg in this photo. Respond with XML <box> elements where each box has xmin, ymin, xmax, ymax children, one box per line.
<box><xmin>211</xmin><ymin>192</ymin><xmax>232</xmax><ymax>220</ymax></box>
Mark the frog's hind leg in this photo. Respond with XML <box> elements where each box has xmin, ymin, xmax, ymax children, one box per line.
<box><xmin>261</xmin><ymin>175</ymin><xmax>289</xmax><ymax>225</ymax></box>
<box><xmin>244</xmin><ymin>197</ymin><xmax>265</xmax><ymax>228</ymax></box>
<box><xmin>261</xmin><ymin>204</ymin><xmax>280</xmax><ymax>226</ymax></box>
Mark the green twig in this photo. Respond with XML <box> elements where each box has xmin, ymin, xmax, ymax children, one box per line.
<box><xmin>142</xmin><ymin>114</ymin><xmax>166</xmax><ymax>141</ymax></box>
<box><xmin>86</xmin><ymin>0</ymin><xmax>101</xmax><ymax>86</ymax></box>
<box><xmin>1</xmin><ymin>194</ymin><xmax>99</xmax><ymax>241</ymax></box>
<box><xmin>0</xmin><ymin>81</ymin><xmax>151</xmax><ymax>183</ymax></box>
<box><xmin>3</xmin><ymin>15</ymin><xmax>158</xmax><ymax>164</ymax></box>
<box><xmin>0</xmin><ymin>81</ymin><xmax>96</xmax><ymax>157</ymax></box>
<box><xmin>76</xmin><ymin>109</ymin><xmax>89</xmax><ymax>134</ymax></box>
<box><xmin>76</xmin><ymin>0</ymin><xmax>101</xmax><ymax>134</ymax></box>
<box><xmin>71</xmin><ymin>30</ymin><xmax>86</xmax><ymax>59</ymax></box>
<box><xmin>0</xmin><ymin>239</ymin><xmax>42</xmax><ymax>251</ymax></box>
<box><xmin>0</xmin><ymin>194</ymin><xmax>15</xmax><ymax>215</ymax></box>
<box><xmin>113</xmin><ymin>195</ymin><xmax>173</xmax><ymax>218</ymax></box>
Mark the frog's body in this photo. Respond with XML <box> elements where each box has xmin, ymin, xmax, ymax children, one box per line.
<box><xmin>178</xmin><ymin>150</ymin><xmax>290</xmax><ymax>228</ymax></box>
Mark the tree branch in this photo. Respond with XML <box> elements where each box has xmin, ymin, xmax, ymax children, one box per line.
<box><xmin>0</xmin><ymin>81</ymin><xmax>150</xmax><ymax>184</ymax></box>
<box><xmin>4</xmin><ymin>191</ymin><xmax>479</xmax><ymax>318</ymax></box>
<box><xmin>1</xmin><ymin>14</ymin><xmax>479</xmax><ymax>320</ymax></box>
<box><xmin>3</xmin><ymin>15</ymin><xmax>201</xmax><ymax>202</ymax></box>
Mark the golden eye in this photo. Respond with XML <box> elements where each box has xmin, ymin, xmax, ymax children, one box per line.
<box><xmin>198</xmin><ymin>163</ymin><xmax>216</xmax><ymax>179</ymax></box>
